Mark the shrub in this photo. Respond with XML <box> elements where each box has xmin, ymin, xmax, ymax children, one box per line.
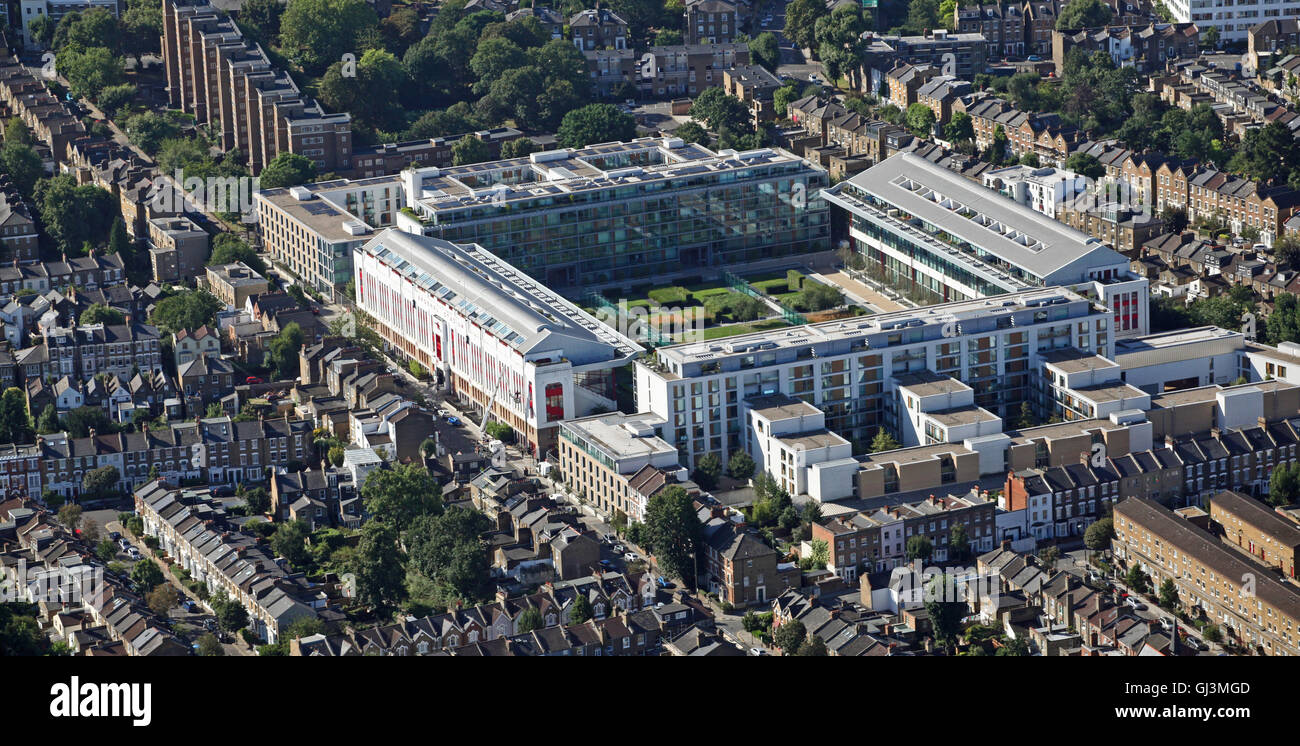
<box><xmin>648</xmin><ymin>286</ymin><xmax>690</xmax><ymax>306</ymax></box>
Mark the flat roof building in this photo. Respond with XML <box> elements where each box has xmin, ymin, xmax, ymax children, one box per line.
<box><xmin>259</xmin><ymin>137</ymin><xmax>829</xmax><ymax>296</ymax></box>
<box><xmin>823</xmin><ymin>151</ymin><xmax>1149</xmax><ymax>337</ymax></box>
<box><xmin>354</xmin><ymin>229</ymin><xmax>643</xmax><ymax>457</ymax></box>
<box><xmin>558</xmin><ymin>412</ymin><xmax>682</xmax><ymax>522</ymax></box>
<box><xmin>635</xmin><ymin>286</ymin><xmax>1114</xmax><ymax>486</ymax></box>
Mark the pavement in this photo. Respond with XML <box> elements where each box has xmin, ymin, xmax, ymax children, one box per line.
<box><xmin>107</xmin><ymin>516</ymin><xmax>251</xmax><ymax>656</ymax></box>
<box><xmin>1082</xmin><ymin>552</ymin><xmax>1221</xmax><ymax>656</ymax></box>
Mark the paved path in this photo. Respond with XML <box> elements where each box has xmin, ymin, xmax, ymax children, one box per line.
<box><xmin>815</xmin><ymin>271</ymin><xmax>909</xmax><ymax>313</ymax></box>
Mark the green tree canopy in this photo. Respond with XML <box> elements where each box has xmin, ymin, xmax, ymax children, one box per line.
<box><xmin>556</xmin><ymin>103</ymin><xmax>637</xmax><ymax>149</ymax></box>
<box><xmin>645</xmin><ymin>485</ymin><xmax>701</xmax><ymax>588</ymax></box>
<box><xmin>148</xmin><ymin>289</ymin><xmax>223</xmax><ymax>335</ymax></box>
<box><xmin>279</xmin><ymin>0</ymin><xmax>380</xmax><ymax>75</ymax></box>
<box><xmin>1056</xmin><ymin>0</ymin><xmax>1113</xmax><ymax>29</ymax></box>
<box><xmin>259</xmin><ymin>152</ymin><xmax>317</xmax><ymax>189</ymax></box>
<box><xmin>360</xmin><ymin>463</ymin><xmax>444</xmax><ymax>532</ymax></box>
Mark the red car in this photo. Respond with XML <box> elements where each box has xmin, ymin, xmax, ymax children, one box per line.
<box><xmin>246</xmin><ymin>376</ymin><xmax>263</xmax><ymax>384</ymax></box>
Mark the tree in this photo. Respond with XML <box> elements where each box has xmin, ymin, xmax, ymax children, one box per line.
<box><xmin>653</xmin><ymin>28</ymin><xmax>683</xmax><ymax>45</ymax></box>
<box><xmin>148</xmin><ymin>290</ymin><xmax>222</xmax><ymax>335</ymax></box>
<box><xmin>796</xmin><ymin>282</ymin><xmax>843</xmax><ymax>311</ymax></box>
<box><xmin>1065</xmin><ymin>151</ymin><xmax>1105</xmax><ymax>179</ymax></box>
<box><xmin>29</xmin><ymin>14</ymin><xmax>56</xmax><ymax>48</ymax></box>
<box><xmin>784</xmin><ymin>0</ymin><xmax>827</xmax><ymax>52</ymax></box>
<box><xmin>212</xmin><ymin>590</ymin><xmax>249</xmax><ymax>633</ymax></box>
<box><xmin>925</xmin><ymin>574</ymin><xmax>965</xmax><ymax>652</ymax></box>
<box><xmin>499</xmin><ymin>137</ymin><xmax>536</xmax><ymax>158</ymax></box>
<box><xmin>517</xmin><ymin>606</ymin><xmax>545</xmax><ymax>632</ymax></box>
<box><xmin>1274</xmin><ymin>234</ymin><xmax>1300</xmax><ymax>268</ymax></box>
<box><xmin>556</xmin><ymin>103</ymin><xmax>636</xmax><ymax>149</ymax></box>
<box><xmin>208</xmin><ymin>233</ymin><xmax>267</xmax><ymax>276</ymax></box>
<box><xmin>749</xmin><ymin>32</ymin><xmax>780</xmax><ymax>72</ymax></box>
<box><xmin>240</xmin><ymin>0</ymin><xmax>286</xmax><ymax>40</ymax></box>
<box><xmin>692</xmin><ymin>452</ymin><xmax>722</xmax><ymax>489</ymax></box>
<box><xmin>63</xmin><ymin>406</ymin><xmax>112</xmax><ymax>439</ymax></box>
<box><xmin>107</xmin><ymin>217</ymin><xmax>130</xmax><ymax>259</ymax></box>
<box><xmin>451</xmin><ymin>136</ymin><xmax>493</xmax><ymax>166</ymax></box>
<box><xmin>690</xmin><ymin>87</ymin><xmax>753</xmax><ymax>135</ymax></box>
<box><xmin>1229</xmin><ymin>121</ymin><xmax>1300</xmax><ymax>186</ymax></box>
<box><xmin>197</xmin><ymin>633</ymin><xmax>224</xmax><ymax>656</ymax></box>
<box><xmin>1084</xmin><ymin>516</ymin><xmax>1115</xmax><ymax>550</ymax></box>
<box><xmin>58</xmin><ymin>504</ymin><xmax>83</xmax><ymax>532</ymax></box>
<box><xmin>328</xmin><ymin>445</ymin><xmax>345</xmax><ymax>468</ymax></box>
<box><xmin>1269</xmin><ymin>462</ymin><xmax>1300</xmax><ymax>506</ymax></box>
<box><xmin>243</xmin><ymin>487</ymin><xmax>270</xmax><ymax>515</ymax></box>
<box><xmin>279</xmin><ymin>0</ymin><xmax>380</xmax><ymax>75</ymax></box>
<box><xmin>1056</xmin><ymin>0</ymin><xmax>1112</xmax><ymax>29</ymax></box>
<box><xmin>645</xmin><ymin>485</ymin><xmax>702</xmax><ymax>588</ymax></box>
<box><xmin>267</xmin><ymin>322</ymin><xmax>305</xmax><ymax>381</ymax></box>
<box><xmin>773</xmin><ymin>85</ymin><xmax>801</xmax><ymax>120</ymax></box>
<box><xmin>944</xmin><ymin>111</ymin><xmax>974</xmax><ymax>143</ymax></box>
<box><xmin>815</xmin><ymin>5</ymin><xmax>870</xmax><ymax>87</ymax></box>
<box><xmin>405</xmin><ymin>507</ymin><xmax>493</xmax><ymax>605</ymax></box>
<box><xmin>81</xmin><ymin>466</ymin><xmax>120</xmax><ymax>500</ymax></box>
<box><xmin>131</xmin><ymin>559</ymin><xmax>165</xmax><ymax>593</ymax></box>
<box><xmin>360</xmin><ymin>463</ymin><xmax>444</xmax><ymax>532</ymax></box>
<box><xmin>33</xmin><ymin>175</ymin><xmax>116</xmax><ymax>254</ymax></box>
<box><xmin>258</xmin><ymin>152</ymin><xmax>317</xmax><ymax>189</ymax></box>
<box><xmin>35</xmin><ymin>404</ymin><xmax>60</xmax><ymax>435</ymax></box>
<box><xmin>906</xmin><ymin>535</ymin><xmax>933</xmax><ymax>561</ymax></box>
<box><xmin>1125</xmin><ymin>564</ymin><xmax>1150</xmax><ymax>594</ymax></box>
<box><xmin>271</xmin><ymin>520</ymin><xmax>313</xmax><ymax>570</ymax></box>
<box><xmin>96</xmin><ymin>83</ymin><xmax>138</xmax><ymax>116</ymax></box>
<box><xmin>772</xmin><ymin>618</ymin><xmax>806</xmax><ymax>653</ymax></box>
<box><xmin>0</xmin><ymin>143</ymin><xmax>41</xmax><ymax>197</ymax></box>
<box><xmin>146</xmin><ymin>584</ymin><xmax>178</xmax><ymax>617</ymax></box>
<box><xmin>1267</xmin><ymin>293</ymin><xmax>1300</xmax><ymax>346</ymax></box>
<box><xmin>870</xmin><ymin>428</ymin><xmax>900</xmax><ymax>452</ymax></box>
<box><xmin>95</xmin><ymin>538</ymin><xmax>117</xmax><ymax>562</ymax></box>
<box><xmin>0</xmin><ymin>387</ymin><xmax>32</xmax><ymax>445</ymax></box>
<box><xmin>56</xmin><ymin>45</ymin><xmax>126</xmax><ymax>100</ymax></box>
<box><xmin>568</xmin><ymin>594</ymin><xmax>593</xmax><ymax>625</ymax></box>
<box><xmin>796</xmin><ymin>634</ymin><xmax>828</xmax><ymax>656</ymax></box>
<box><xmin>1157</xmin><ymin>577</ymin><xmax>1179</xmax><ymax>610</ymax></box>
<box><xmin>726</xmin><ymin>450</ymin><xmax>756</xmax><ymax>480</ymax></box>
<box><xmin>949</xmin><ymin>524</ymin><xmax>970</xmax><ymax>561</ymax></box>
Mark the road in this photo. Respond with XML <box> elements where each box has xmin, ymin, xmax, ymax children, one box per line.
<box><xmin>103</xmin><ymin>514</ymin><xmax>251</xmax><ymax>656</ymax></box>
<box><xmin>1075</xmin><ymin>551</ymin><xmax>1221</xmax><ymax>656</ymax></box>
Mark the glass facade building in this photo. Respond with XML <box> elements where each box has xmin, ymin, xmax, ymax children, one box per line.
<box><xmin>402</xmin><ymin>139</ymin><xmax>831</xmax><ymax>290</ymax></box>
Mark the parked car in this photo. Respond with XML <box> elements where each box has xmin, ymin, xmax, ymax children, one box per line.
<box><xmin>1027</xmin><ymin>54</ymin><xmax>1041</xmax><ymax>61</ymax></box>
<box><xmin>750</xmin><ymin>647</ymin><xmax>766</xmax><ymax>656</ymax></box>
<box><xmin>1183</xmin><ymin>635</ymin><xmax>1204</xmax><ymax>650</ymax></box>
<box><xmin>446</xmin><ymin>416</ymin><xmax>461</xmax><ymax>426</ymax></box>
<box><xmin>612</xmin><ymin>544</ymin><xmax>625</xmax><ymax>555</ymax></box>
<box><xmin>656</xmin><ymin>576</ymin><xmax>674</xmax><ymax>589</ymax></box>
<box><xmin>245</xmin><ymin>376</ymin><xmax>263</xmax><ymax>384</ymax></box>
<box><xmin>1159</xmin><ymin>617</ymin><xmax>1174</xmax><ymax>631</ymax></box>
<box><xmin>108</xmin><ymin>532</ymin><xmax>121</xmax><ymax>542</ymax></box>
<box><xmin>127</xmin><ymin>547</ymin><xmax>142</xmax><ymax>560</ymax></box>
<box><xmin>598</xmin><ymin>559</ymin><xmax>614</xmax><ymax>569</ymax></box>
<box><xmin>1125</xmin><ymin>596</ymin><xmax>1146</xmax><ymax>610</ymax></box>
<box><xmin>624</xmin><ymin>552</ymin><xmax>640</xmax><ymax>563</ymax></box>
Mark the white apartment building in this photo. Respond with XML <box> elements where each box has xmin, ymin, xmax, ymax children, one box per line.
<box><xmin>747</xmin><ymin>395</ymin><xmax>854</xmax><ymax>498</ymax></box>
<box><xmin>1163</xmin><ymin>0</ymin><xmax>1300</xmax><ymax>42</ymax></box>
<box><xmin>353</xmin><ymin>229</ymin><xmax>642</xmax><ymax>458</ymax></box>
<box><xmin>635</xmin><ymin>287</ymin><xmax>1115</xmax><ymax>481</ymax></box>
<box><xmin>982</xmin><ymin>165</ymin><xmax>1089</xmax><ymax>220</ymax></box>
<box><xmin>824</xmin><ymin>152</ymin><xmax>1150</xmax><ymax>338</ymax></box>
